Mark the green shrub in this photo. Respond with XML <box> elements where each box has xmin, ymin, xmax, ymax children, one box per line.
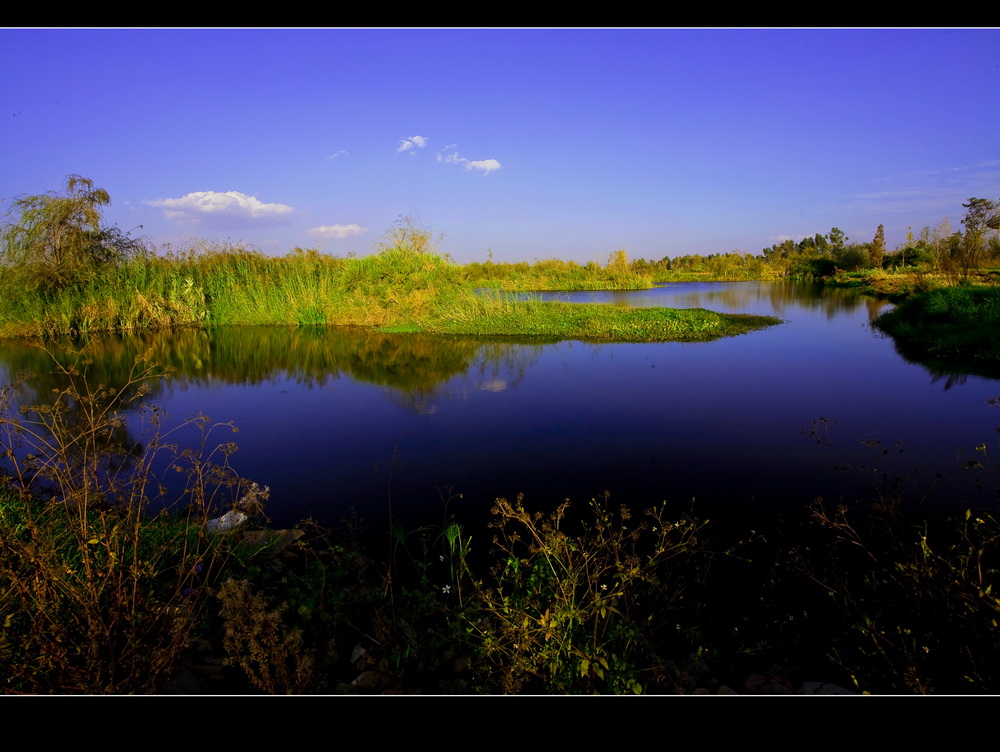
<box><xmin>874</xmin><ymin>286</ymin><xmax>1000</xmax><ymax>368</ymax></box>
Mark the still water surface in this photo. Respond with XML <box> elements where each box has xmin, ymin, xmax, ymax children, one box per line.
<box><xmin>2</xmin><ymin>281</ymin><xmax>997</xmax><ymax>530</ymax></box>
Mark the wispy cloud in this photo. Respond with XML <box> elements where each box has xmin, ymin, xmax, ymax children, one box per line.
<box><xmin>880</xmin><ymin>160</ymin><xmax>1000</xmax><ymax>182</ymax></box>
<box><xmin>396</xmin><ymin>135</ymin><xmax>429</xmax><ymax>154</ymax></box>
<box><xmin>328</xmin><ymin>150</ymin><xmax>349</xmax><ymax>160</ymax></box>
<box><xmin>437</xmin><ymin>150</ymin><xmax>502</xmax><ymax>175</ymax></box>
<box><xmin>397</xmin><ymin>136</ymin><xmax>501</xmax><ymax>174</ymax></box>
<box><xmin>146</xmin><ymin>191</ymin><xmax>293</xmax><ymax>227</ymax></box>
<box><xmin>308</xmin><ymin>224</ymin><xmax>366</xmax><ymax>240</ymax></box>
<box><xmin>854</xmin><ymin>160</ymin><xmax>1000</xmax><ymax>218</ymax></box>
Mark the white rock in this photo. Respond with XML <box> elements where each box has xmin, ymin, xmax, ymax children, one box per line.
<box><xmin>205</xmin><ymin>510</ymin><xmax>247</xmax><ymax>534</ymax></box>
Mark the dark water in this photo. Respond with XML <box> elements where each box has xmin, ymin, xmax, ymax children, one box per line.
<box><xmin>2</xmin><ymin>281</ymin><xmax>998</xmax><ymax>531</ymax></box>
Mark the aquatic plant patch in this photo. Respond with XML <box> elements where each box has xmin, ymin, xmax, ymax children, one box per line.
<box><xmin>874</xmin><ymin>286</ymin><xmax>1000</xmax><ymax>369</ymax></box>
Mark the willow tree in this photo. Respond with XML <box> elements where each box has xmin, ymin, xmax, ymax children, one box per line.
<box><xmin>1</xmin><ymin>175</ymin><xmax>145</xmax><ymax>290</ymax></box>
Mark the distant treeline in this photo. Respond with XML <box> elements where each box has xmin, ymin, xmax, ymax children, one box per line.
<box><xmin>463</xmin><ymin>198</ymin><xmax>1000</xmax><ymax>284</ymax></box>
<box><xmin>633</xmin><ymin>199</ymin><xmax>1000</xmax><ymax>281</ymax></box>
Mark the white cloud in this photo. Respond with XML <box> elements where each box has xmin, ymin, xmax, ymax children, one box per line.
<box><xmin>436</xmin><ymin>150</ymin><xmax>501</xmax><ymax>175</ymax></box>
<box><xmin>146</xmin><ymin>191</ymin><xmax>293</xmax><ymax>227</ymax></box>
<box><xmin>466</xmin><ymin>158</ymin><xmax>502</xmax><ymax>175</ymax></box>
<box><xmin>396</xmin><ymin>135</ymin><xmax>429</xmax><ymax>154</ymax></box>
<box><xmin>328</xmin><ymin>150</ymin><xmax>349</xmax><ymax>159</ymax></box>
<box><xmin>308</xmin><ymin>224</ymin><xmax>366</xmax><ymax>240</ymax></box>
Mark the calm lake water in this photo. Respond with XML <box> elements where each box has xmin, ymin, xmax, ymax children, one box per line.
<box><xmin>2</xmin><ymin>281</ymin><xmax>998</xmax><ymax>531</ymax></box>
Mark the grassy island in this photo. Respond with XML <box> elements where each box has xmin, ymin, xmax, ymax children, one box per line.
<box><xmin>0</xmin><ymin>241</ymin><xmax>779</xmax><ymax>343</ymax></box>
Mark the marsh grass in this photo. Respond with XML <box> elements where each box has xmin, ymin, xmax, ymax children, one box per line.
<box><xmin>429</xmin><ymin>291</ymin><xmax>779</xmax><ymax>342</ymax></box>
<box><xmin>0</xmin><ymin>243</ymin><xmax>779</xmax><ymax>343</ymax></box>
<box><xmin>458</xmin><ymin>254</ymin><xmax>655</xmax><ymax>291</ymax></box>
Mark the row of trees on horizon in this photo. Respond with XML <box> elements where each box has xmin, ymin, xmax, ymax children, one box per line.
<box><xmin>642</xmin><ymin>197</ymin><xmax>1000</xmax><ymax>280</ymax></box>
<box><xmin>2</xmin><ymin>176</ymin><xmax>999</xmax><ymax>294</ymax></box>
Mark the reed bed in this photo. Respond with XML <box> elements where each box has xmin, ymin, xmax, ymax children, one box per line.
<box><xmin>0</xmin><ymin>245</ymin><xmax>779</xmax><ymax>343</ymax></box>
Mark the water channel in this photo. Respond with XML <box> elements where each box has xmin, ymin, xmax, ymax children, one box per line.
<box><xmin>2</xmin><ymin>281</ymin><xmax>997</xmax><ymax>532</ymax></box>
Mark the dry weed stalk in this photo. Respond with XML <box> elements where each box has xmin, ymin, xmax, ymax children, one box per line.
<box><xmin>0</xmin><ymin>347</ymin><xmax>256</xmax><ymax>693</ymax></box>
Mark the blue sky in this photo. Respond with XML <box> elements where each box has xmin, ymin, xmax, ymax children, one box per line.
<box><xmin>1</xmin><ymin>28</ymin><xmax>997</xmax><ymax>263</ymax></box>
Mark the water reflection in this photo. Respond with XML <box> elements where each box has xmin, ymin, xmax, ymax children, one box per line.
<box><xmin>1</xmin><ymin>281</ymin><xmax>997</xmax><ymax>531</ymax></box>
<box><xmin>0</xmin><ymin>327</ymin><xmax>541</xmax><ymax>408</ymax></box>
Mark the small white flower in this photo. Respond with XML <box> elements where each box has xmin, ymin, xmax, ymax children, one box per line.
<box><xmin>441</xmin><ymin>585</ymin><xmax>451</xmax><ymax>594</ymax></box>
<box><xmin>439</xmin><ymin>555</ymin><xmax>445</xmax><ymax>562</ymax></box>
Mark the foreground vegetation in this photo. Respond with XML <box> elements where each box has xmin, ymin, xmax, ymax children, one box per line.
<box><xmin>2</xmin><ymin>353</ymin><xmax>999</xmax><ymax>694</ymax></box>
